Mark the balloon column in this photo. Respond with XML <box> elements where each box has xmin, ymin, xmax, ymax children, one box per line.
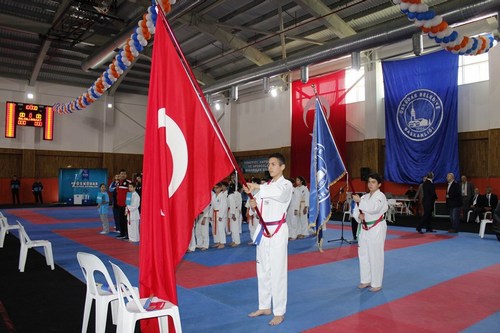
<box><xmin>392</xmin><ymin>0</ymin><xmax>496</xmax><ymax>55</ymax></box>
<box><xmin>53</xmin><ymin>0</ymin><xmax>175</xmax><ymax>114</ymax></box>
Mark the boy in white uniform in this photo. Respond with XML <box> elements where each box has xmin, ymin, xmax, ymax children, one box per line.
<box><xmin>228</xmin><ymin>184</ymin><xmax>242</xmax><ymax>247</ymax></box>
<box><xmin>351</xmin><ymin>173</ymin><xmax>388</xmax><ymax>292</ymax></box>
<box><xmin>295</xmin><ymin>177</ymin><xmax>310</xmax><ymax>238</ymax></box>
<box><xmin>287</xmin><ymin>182</ymin><xmax>300</xmax><ymax>240</ymax></box>
<box><xmin>195</xmin><ymin>202</ymin><xmax>211</xmax><ymax>251</ymax></box>
<box><xmin>211</xmin><ymin>183</ymin><xmax>228</xmax><ymax>249</ymax></box>
<box><xmin>245</xmin><ymin>153</ymin><xmax>292</xmax><ymax>326</ymax></box>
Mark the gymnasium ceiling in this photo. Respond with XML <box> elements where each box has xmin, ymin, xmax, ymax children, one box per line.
<box><xmin>0</xmin><ymin>0</ymin><xmax>499</xmax><ymax>97</ymax></box>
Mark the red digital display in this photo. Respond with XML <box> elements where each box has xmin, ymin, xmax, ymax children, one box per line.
<box><xmin>5</xmin><ymin>101</ymin><xmax>54</xmax><ymax>140</ymax></box>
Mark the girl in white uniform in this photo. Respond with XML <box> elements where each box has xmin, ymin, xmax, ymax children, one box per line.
<box><xmin>351</xmin><ymin>173</ymin><xmax>388</xmax><ymax>292</ymax></box>
<box><xmin>126</xmin><ymin>183</ymin><xmax>141</xmax><ymax>242</ymax></box>
<box><xmin>228</xmin><ymin>184</ymin><xmax>242</xmax><ymax>246</ymax></box>
<box><xmin>195</xmin><ymin>202</ymin><xmax>211</xmax><ymax>250</ymax></box>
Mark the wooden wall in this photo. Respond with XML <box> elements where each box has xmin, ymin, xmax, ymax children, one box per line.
<box><xmin>0</xmin><ymin>148</ymin><xmax>143</xmax><ymax>179</ymax></box>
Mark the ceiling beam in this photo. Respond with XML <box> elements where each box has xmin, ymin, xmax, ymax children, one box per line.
<box><xmin>178</xmin><ymin>13</ymin><xmax>273</xmax><ymax>67</ymax></box>
<box><xmin>0</xmin><ymin>14</ymin><xmax>51</xmax><ymax>35</ymax></box>
<box><xmin>294</xmin><ymin>0</ymin><xmax>356</xmax><ymax>38</ymax></box>
<box><xmin>29</xmin><ymin>38</ymin><xmax>52</xmax><ymax>86</ymax></box>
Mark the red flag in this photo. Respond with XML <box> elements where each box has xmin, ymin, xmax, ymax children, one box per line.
<box><xmin>139</xmin><ymin>14</ymin><xmax>234</xmax><ymax>332</ymax></box>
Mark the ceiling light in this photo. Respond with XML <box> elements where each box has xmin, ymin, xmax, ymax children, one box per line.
<box><xmin>270</xmin><ymin>87</ymin><xmax>278</xmax><ymax>97</ymax></box>
<box><xmin>107</xmin><ymin>103</ymin><xmax>113</xmax><ymax>108</ymax></box>
<box><xmin>215</xmin><ymin>103</ymin><xmax>221</xmax><ymax>111</ymax></box>
<box><xmin>27</xmin><ymin>93</ymin><xmax>34</xmax><ymax>99</ymax></box>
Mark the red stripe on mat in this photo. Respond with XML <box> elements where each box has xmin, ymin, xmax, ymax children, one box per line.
<box><xmin>176</xmin><ymin>230</ymin><xmax>451</xmax><ymax>288</ymax></box>
<box><xmin>54</xmin><ymin>228</ymin><xmax>139</xmax><ymax>265</ymax></box>
<box><xmin>8</xmin><ymin>209</ymin><xmax>100</xmax><ymax>224</ymax></box>
<box><xmin>304</xmin><ymin>264</ymin><xmax>500</xmax><ymax>333</ymax></box>
<box><xmin>54</xmin><ymin>227</ymin><xmax>452</xmax><ymax>289</ymax></box>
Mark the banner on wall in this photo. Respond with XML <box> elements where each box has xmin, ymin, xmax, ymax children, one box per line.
<box><xmin>58</xmin><ymin>168</ymin><xmax>108</xmax><ymax>205</ymax></box>
<box><xmin>239</xmin><ymin>157</ymin><xmax>268</xmax><ymax>174</ymax></box>
<box><xmin>383</xmin><ymin>50</ymin><xmax>459</xmax><ymax>184</ymax></box>
<box><xmin>291</xmin><ymin>71</ymin><xmax>346</xmax><ymax>179</ymax></box>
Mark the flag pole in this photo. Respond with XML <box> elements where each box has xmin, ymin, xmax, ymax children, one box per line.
<box><xmin>155</xmin><ymin>2</ymin><xmax>271</xmax><ymax>236</ymax></box>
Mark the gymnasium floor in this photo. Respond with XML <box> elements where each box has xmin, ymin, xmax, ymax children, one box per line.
<box><xmin>1</xmin><ymin>206</ymin><xmax>499</xmax><ymax>333</ymax></box>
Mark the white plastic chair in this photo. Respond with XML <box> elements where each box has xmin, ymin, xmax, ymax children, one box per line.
<box><xmin>77</xmin><ymin>252</ymin><xmax>119</xmax><ymax>333</ymax></box>
<box><xmin>110</xmin><ymin>262</ymin><xmax>182</xmax><ymax>333</ymax></box>
<box><xmin>479</xmin><ymin>212</ymin><xmax>493</xmax><ymax>238</ymax></box>
<box><xmin>17</xmin><ymin>221</ymin><xmax>54</xmax><ymax>272</ymax></box>
<box><xmin>0</xmin><ymin>214</ymin><xmax>20</xmax><ymax>248</ymax></box>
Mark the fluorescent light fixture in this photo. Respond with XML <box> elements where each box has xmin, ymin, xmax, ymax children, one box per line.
<box><xmin>107</xmin><ymin>103</ymin><xmax>113</xmax><ymax>108</ymax></box>
<box><xmin>215</xmin><ymin>103</ymin><xmax>221</xmax><ymax>111</ymax></box>
<box><xmin>27</xmin><ymin>93</ymin><xmax>34</xmax><ymax>99</ymax></box>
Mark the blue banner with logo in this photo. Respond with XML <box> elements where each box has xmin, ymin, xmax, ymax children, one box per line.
<box><xmin>383</xmin><ymin>51</ymin><xmax>459</xmax><ymax>184</ymax></box>
<box><xmin>58</xmin><ymin>168</ymin><xmax>108</xmax><ymax>205</ymax></box>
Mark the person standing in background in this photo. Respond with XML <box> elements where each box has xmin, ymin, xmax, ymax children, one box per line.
<box><xmin>125</xmin><ymin>182</ymin><xmax>140</xmax><ymax>242</ymax></box>
<box><xmin>447</xmin><ymin>173</ymin><xmax>463</xmax><ymax>233</ymax></box>
<box><xmin>96</xmin><ymin>184</ymin><xmax>110</xmax><ymax>234</ymax></box>
<box><xmin>109</xmin><ymin>174</ymin><xmax>121</xmax><ymax>234</ymax></box>
<box><xmin>11</xmin><ymin>175</ymin><xmax>21</xmax><ymax>204</ymax></box>
<box><xmin>115</xmin><ymin>170</ymin><xmax>131</xmax><ymax>240</ymax></box>
<box><xmin>416</xmin><ymin>173</ymin><xmax>437</xmax><ymax>233</ymax></box>
<box><xmin>32</xmin><ymin>178</ymin><xmax>44</xmax><ymax>204</ymax></box>
<box><xmin>460</xmin><ymin>175</ymin><xmax>474</xmax><ymax>222</ymax></box>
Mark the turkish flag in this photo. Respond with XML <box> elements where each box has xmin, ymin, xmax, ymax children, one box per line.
<box><xmin>139</xmin><ymin>14</ymin><xmax>234</xmax><ymax>332</ymax></box>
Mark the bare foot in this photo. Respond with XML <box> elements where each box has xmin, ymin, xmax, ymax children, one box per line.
<box><xmin>248</xmin><ymin>309</ymin><xmax>272</xmax><ymax>317</ymax></box>
<box><xmin>369</xmin><ymin>286</ymin><xmax>382</xmax><ymax>292</ymax></box>
<box><xmin>358</xmin><ymin>283</ymin><xmax>370</xmax><ymax>289</ymax></box>
<box><xmin>216</xmin><ymin>244</ymin><xmax>225</xmax><ymax>249</ymax></box>
<box><xmin>269</xmin><ymin>315</ymin><xmax>284</xmax><ymax>326</ymax></box>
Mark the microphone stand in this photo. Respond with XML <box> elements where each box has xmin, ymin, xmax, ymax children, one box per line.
<box><xmin>328</xmin><ymin>187</ymin><xmax>353</xmax><ymax>244</ymax></box>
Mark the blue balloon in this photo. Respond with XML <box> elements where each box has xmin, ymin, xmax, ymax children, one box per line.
<box><xmin>90</xmin><ymin>88</ymin><xmax>99</xmax><ymax>99</ymax></box>
<box><xmin>104</xmin><ymin>72</ymin><xmax>113</xmax><ymax>86</ymax></box>
<box><xmin>435</xmin><ymin>37</ymin><xmax>442</xmax><ymax>43</ymax></box>
<box><xmin>408</xmin><ymin>12</ymin><xmax>416</xmax><ymax>20</ymax></box>
<box><xmin>425</xmin><ymin>10</ymin><xmax>435</xmax><ymax>20</ymax></box>
<box><xmin>450</xmin><ymin>31</ymin><xmax>458</xmax><ymax>42</ymax></box>
<box><xmin>82</xmin><ymin>96</ymin><xmax>88</xmax><ymax>105</ymax></box>
<box><xmin>116</xmin><ymin>56</ymin><xmax>127</xmax><ymax>71</ymax></box>
<box><xmin>135</xmin><ymin>41</ymin><xmax>143</xmax><ymax>52</ymax></box>
<box><xmin>402</xmin><ymin>9</ymin><xmax>409</xmax><ymax>14</ymax></box>
<box><xmin>472</xmin><ymin>39</ymin><xmax>478</xmax><ymax>50</ymax></box>
<box><xmin>443</xmin><ymin>36</ymin><xmax>450</xmax><ymax>43</ymax></box>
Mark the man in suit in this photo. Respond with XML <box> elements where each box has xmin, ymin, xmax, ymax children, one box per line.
<box><xmin>484</xmin><ymin>187</ymin><xmax>498</xmax><ymax>215</ymax></box>
<box><xmin>467</xmin><ymin>188</ymin><xmax>486</xmax><ymax>223</ymax></box>
<box><xmin>416</xmin><ymin>172</ymin><xmax>437</xmax><ymax>233</ymax></box>
<box><xmin>446</xmin><ymin>173</ymin><xmax>463</xmax><ymax>233</ymax></box>
<box><xmin>492</xmin><ymin>201</ymin><xmax>500</xmax><ymax>242</ymax></box>
<box><xmin>460</xmin><ymin>175</ymin><xmax>474</xmax><ymax>222</ymax></box>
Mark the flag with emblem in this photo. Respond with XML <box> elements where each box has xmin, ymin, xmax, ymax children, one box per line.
<box><xmin>139</xmin><ymin>12</ymin><xmax>235</xmax><ymax>332</ymax></box>
<box><xmin>308</xmin><ymin>98</ymin><xmax>346</xmax><ymax>251</ymax></box>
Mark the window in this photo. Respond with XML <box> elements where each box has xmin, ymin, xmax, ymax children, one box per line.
<box><xmin>345</xmin><ymin>67</ymin><xmax>365</xmax><ymax>103</ymax></box>
<box><xmin>458</xmin><ymin>52</ymin><xmax>489</xmax><ymax>85</ymax></box>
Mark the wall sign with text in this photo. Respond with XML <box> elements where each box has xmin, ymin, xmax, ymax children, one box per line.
<box><xmin>5</xmin><ymin>101</ymin><xmax>54</xmax><ymax>140</ymax></box>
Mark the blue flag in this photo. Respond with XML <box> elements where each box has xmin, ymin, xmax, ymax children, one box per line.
<box><xmin>383</xmin><ymin>51</ymin><xmax>459</xmax><ymax>184</ymax></box>
<box><xmin>309</xmin><ymin>98</ymin><xmax>346</xmax><ymax>250</ymax></box>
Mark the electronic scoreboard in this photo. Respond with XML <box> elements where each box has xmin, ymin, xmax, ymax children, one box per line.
<box><xmin>5</xmin><ymin>101</ymin><xmax>54</xmax><ymax>140</ymax></box>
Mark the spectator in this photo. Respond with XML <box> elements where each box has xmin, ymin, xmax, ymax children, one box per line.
<box><xmin>10</xmin><ymin>175</ymin><xmax>21</xmax><ymax>204</ymax></box>
<box><xmin>484</xmin><ymin>186</ymin><xmax>498</xmax><ymax>213</ymax></box>
<box><xmin>446</xmin><ymin>173</ymin><xmax>462</xmax><ymax>233</ymax></box>
<box><xmin>466</xmin><ymin>188</ymin><xmax>486</xmax><ymax>223</ymax></box>
<box><xmin>96</xmin><ymin>183</ymin><xmax>110</xmax><ymax>234</ymax></box>
<box><xmin>32</xmin><ymin>178</ymin><xmax>44</xmax><ymax>204</ymax></box>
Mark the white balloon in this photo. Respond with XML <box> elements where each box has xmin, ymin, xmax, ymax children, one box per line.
<box><xmin>409</xmin><ymin>4</ymin><xmax>418</xmax><ymax>13</ymax></box>
<box><xmin>400</xmin><ymin>3</ymin><xmax>410</xmax><ymax>11</ymax></box>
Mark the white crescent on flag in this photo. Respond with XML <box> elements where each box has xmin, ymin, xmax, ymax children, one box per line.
<box><xmin>158</xmin><ymin>107</ymin><xmax>188</xmax><ymax>198</ymax></box>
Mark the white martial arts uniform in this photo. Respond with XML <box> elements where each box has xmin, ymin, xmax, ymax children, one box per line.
<box><xmin>287</xmin><ymin>187</ymin><xmax>300</xmax><ymax>239</ymax></box>
<box><xmin>351</xmin><ymin>189</ymin><xmax>388</xmax><ymax>289</ymax></box>
<box><xmin>211</xmin><ymin>191</ymin><xmax>228</xmax><ymax>245</ymax></box>
<box><xmin>195</xmin><ymin>203</ymin><xmax>211</xmax><ymax>249</ymax></box>
<box><xmin>296</xmin><ymin>185</ymin><xmax>310</xmax><ymax>236</ymax></box>
<box><xmin>126</xmin><ymin>191</ymin><xmax>141</xmax><ymax>242</ymax></box>
<box><xmin>228</xmin><ymin>192</ymin><xmax>242</xmax><ymax>245</ymax></box>
<box><xmin>188</xmin><ymin>224</ymin><xmax>196</xmax><ymax>252</ymax></box>
<box><xmin>249</xmin><ymin>176</ymin><xmax>292</xmax><ymax>316</ymax></box>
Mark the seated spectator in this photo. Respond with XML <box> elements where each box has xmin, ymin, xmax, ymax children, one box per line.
<box><xmin>492</xmin><ymin>201</ymin><xmax>500</xmax><ymax>242</ymax></box>
<box><xmin>483</xmin><ymin>186</ymin><xmax>498</xmax><ymax>214</ymax></box>
<box><xmin>405</xmin><ymin>185</ymin><xmax>417</xmax><ymax>198</ymax></box>
<box><xmin>467</xmin><ymin>188</ymin><xmax>486</xmax><ymax>223</ymax></box>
